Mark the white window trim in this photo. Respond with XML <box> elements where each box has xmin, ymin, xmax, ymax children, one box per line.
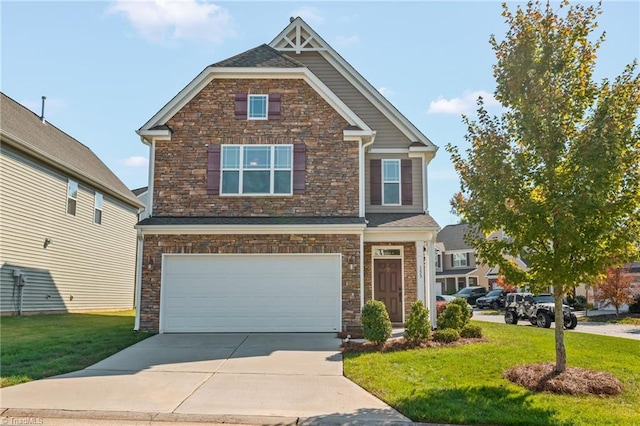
<box><xmin>452</xmin><ymin>252</ymin><xmax>469</xmax><ymax>268</ymax></box>
<box><xmin>94</xmin><ymin>192</ymin><xmax>103</xmax><ymax>225</ymax></box>
<box><xmin>248</xmin><ymin>94</ymin><xmax>268</xmax><ymax>120</ymax></box>
<box><xmin>370</xmin><ymin>245</ymin><xmax>405</xmax><ymax>322</ymax></box>
<box><xmin>67</xmin><ymin>178</ymin><xmax>78</xmax><ymax>217</ymax></box>
<box><xmin>381</xmin><ymin>159</ymin><xmax>401</xmax><ymax>206</ymax></box>
<box><xmin>221</xmin><ymin>144</ymin><xmax>293</xmax><ymax>196</ymax></box>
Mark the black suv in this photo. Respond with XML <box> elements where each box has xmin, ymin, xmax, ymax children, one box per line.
<box><xmin>453</xmin><ymin>286</ymin><xmax>487</xmax><ymax>306</ymax></box>
<box><xmin>476</xmin><ymin>289</ymin><xmax>507</xmax><ymax>309</ymax></box>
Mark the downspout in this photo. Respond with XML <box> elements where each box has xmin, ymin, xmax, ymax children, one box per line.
<box><xmin>359</xmin><ymin>134</ymin><xmax>376</xmax><ymax>314</ymax></box>
<box><xmin>146</xmin><ymin>138</ymin><xmax>156</xmax><ymax>217</ymax></box>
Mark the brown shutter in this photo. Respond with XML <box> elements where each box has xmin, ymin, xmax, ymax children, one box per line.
<box><xmin>401</xmin><ymin>159</ymin><xmax>413</xmax><ymax>205</ymax></box>
<box><xmin>235</xmin><ymin>93</ymin><xmax>247</xmax><ymax>119</ymax></box>
<box><xmin>268</xmin><ymin>94</ymin><xmax>281</xmax><ymax>119</ymax></box>
<box><xmin>466</xmin><ymin>252</ymin><xmax>470</xmax><ymax>266</ymax></box>
<box><xmin>370</xmin><ymin>159</ymin><xmax>382</xmax><ymax>205</ymax></box>
<box><xmin>451</xmin><ymin>254</ymin><xmax>455</xmax><ymax>266</ymax></box>
<box><xmin>293</xmin><ymin>144</ymin><xmax>306</xmax><ymax>194</ymax></box>
<box><xmin>207</xmin><ymin>145</ymin><xmax>221</xmax><ymax>195</ymax></box>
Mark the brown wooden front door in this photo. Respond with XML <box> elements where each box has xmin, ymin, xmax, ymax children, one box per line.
<box><xmin>374</xmin><ymin>259</ymin><xmax>402</xmax><ymax>322</ymax></box>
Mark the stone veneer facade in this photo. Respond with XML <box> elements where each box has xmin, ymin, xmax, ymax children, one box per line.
<box><xmin>153</xmin><ymin>78</ymin><xmax>358</xmax><ymax>217</ymax></box>
<box><xmin>364</xmin><ymin>242</ymin><xmax>418</xmax><ymax>322</ymax></box>
<box><xmin>140</xmin><ymin>234</ymin><xmax>361</xmax><ymax>332</ymax></box>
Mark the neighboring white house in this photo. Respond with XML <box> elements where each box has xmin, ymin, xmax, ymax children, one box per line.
<box><xmin>0</xmin><ymin>93</ymin><xmax>143</xmax><ymax>315</ymax></box>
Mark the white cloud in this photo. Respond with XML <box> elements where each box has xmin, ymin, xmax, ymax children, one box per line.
<box><xmin>22</xmin><ymin>97</ymin><xmax>68</xmax><ymax>119</ymax></box>
<box><xmin>290</xmin><ymin>6</ymin><xmax>324</xmax><ymax>26</ymax></box>
<box><xmin>377</xmin><ymin>87</ymin><xmax>395</xmax><ymax>97</ymax></box>
<box><xmin>427</xmin><ymin>90</ymin><xmax>500</xmax><ymax>115</ymax></box>
<box><xmin>334</xmin><ymin>34</ymin><xmax>359</xmax><ymax>47</ymax></box>
<box><xmin>120</xmin><ymin>156</ymin><xmax>149</xmax><ymax>168</ymax></box>
<box><xmin>108</xmin><ymin>0</ymin><xmax>234</xmax><ymax>45</ymax></box>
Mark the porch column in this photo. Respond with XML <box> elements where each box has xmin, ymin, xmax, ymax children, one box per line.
<box><xmin>416</xmin><ymin>241</ymin><xmax>425</xmax><ymax>303</ymax></box>
<box><xmin>426</xmin><ymin>238</ymin><xmax>437</xmax><ymax>327</ymax></box>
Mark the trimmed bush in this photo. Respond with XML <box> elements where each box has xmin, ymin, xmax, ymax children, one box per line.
<box><xmin>566</xmin><ymin>295</ymin><xmax>588</xmax><ymax>311</ymax></box>
<box><xmin>460</xmin><ymin>324</ymin><xmax>483</xmax><ymax>338</ymax></box>
<box><xmin>433</xmin><ymin>328</ymin><xmax>460</xmax><ymax>343</ymax></box>
<box><xmin>449</xmin><ymin>298</ymin><xmax>472</xmax><ymax>326</ymax></box>
<box><xmin>361</xmin><ymin>300</ymin><xmax>392</xmax><ymax>344</ymax></box>
<box><xmin>437</xmin><ymin>303</ymin><xmax>465</xmax><ymax>331</ymax></box>
<box><xmin>629</xmin><ymin>294</ymin><xmax>640</xmax><ymax>314</ymax></box>
<box><xmin>404</xmin><ymin>300</ymin><xmax>431</xmax><ymax>342</ymax></box>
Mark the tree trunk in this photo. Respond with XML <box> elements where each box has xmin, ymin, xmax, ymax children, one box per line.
<box><xmin>554</xmin><ymin>290</ymin><xmax>566</xmax><ymax>373</ymax></box>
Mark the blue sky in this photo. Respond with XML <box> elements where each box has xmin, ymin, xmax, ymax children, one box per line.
<box><xmin>2</xmin><ymin>1</ymin><xmax>638</xmax><ymax>226</ymax></box>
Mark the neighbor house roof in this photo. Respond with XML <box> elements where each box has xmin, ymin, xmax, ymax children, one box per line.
<box><xmin>0</xmin><ymin>93</ymin><xmax>141</xmax><ymax>208</ymax></box>
<box><xmin>436</xmin><ymin>223</ymin><xmax>478</xmax><ymax>251</ymax></box>
<box><xmin>211</xmin><ymin>44</ymin><xmax>304</xmax><ymax>68</ymax></box>
<box><xmin>132</xmin><ymin>186</ymin><xmax>148</xmax><ymax>196</ymax></box>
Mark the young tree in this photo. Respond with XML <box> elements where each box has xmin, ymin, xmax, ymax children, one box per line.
<box><xmin>594</xmin><ymin>266</ymin><xmax>635</xmax><ymax>315</ymax></box>
<box><xmin>447</xmin><ymin>1</ymin><xmax>640</xmax><ymax>373</ymax></box>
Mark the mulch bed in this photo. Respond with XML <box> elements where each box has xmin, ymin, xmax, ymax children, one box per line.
<box><xmin>504</xmin><ymin>362</ymin><xmax>623</xmax><ymax>396</ymax></box>
<box><xmin>342</xmin><ymin>336</ymin><xmax>487</xmax><ymax>353</ymax></box>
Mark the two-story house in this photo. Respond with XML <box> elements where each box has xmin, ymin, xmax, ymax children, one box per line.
<box><xmin>134</xmin><ymin>18</ymin><xmax>439</xmax><ymax>333</ymax></box>
<box><xmin>0</xmin><ymin>93</ymin><xmax>142</xmax><ymax>315</ymax></box>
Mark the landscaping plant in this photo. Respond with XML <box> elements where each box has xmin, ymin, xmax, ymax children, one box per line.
<box><xmin>447</xmin><ymin>1</ymin><xmax>640</xmax><ymax>373</ymax></box>
<box><xmin>361</xmin><ymin>300</ymin><xmax>392</xmax><ymax>344</ymax></box>
<box><xmin>432</xmin><ymin>328</ymin><xmax>460</xmax><ymax>343</ymax></box>
<box><xmin>460</xmin><ymin>324</ymin><xmax>483</xmax><ymax>339</ymax></box>
<box><xmin>437</xmin><ymin>303</ymin><xmax>465</xmax><ymax>331</ymax></box>
<box><xmin>404</xmin><ymin>300</ymin><xmax>431</xmax><ymax>343</ymax></box>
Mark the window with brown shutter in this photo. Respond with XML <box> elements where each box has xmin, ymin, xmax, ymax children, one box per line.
<box><xmin>401</xmin><ymin>159</ymin><xmax>413</xmax><ymax>205</ymax></box>
<box><xmin>370</xmin><ymin>159</ymin><xmax>382</xmax><ymax>205</ymax></box>
<box><xmin>207</xmin><ymin>145</ymin><xmax>221</xmax><ymax>195</ymax></box>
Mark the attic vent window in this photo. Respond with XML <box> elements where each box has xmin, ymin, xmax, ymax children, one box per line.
<box><xmin>248</xmin><ymin>95</ymin><xmax>268</xmax><ymax>119</ymax></box>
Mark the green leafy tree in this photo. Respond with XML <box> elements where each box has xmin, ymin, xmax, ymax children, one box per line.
<box><xmin>447</xmin><ymin>1</ymin><xmax>640</xmax><ymax>373</ymax></box>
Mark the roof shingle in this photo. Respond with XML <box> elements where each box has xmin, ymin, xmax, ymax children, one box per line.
<box><xmin>211</xmin><ymin>44</ymin><xmax>304</xmax><ymax>68</ymax></box>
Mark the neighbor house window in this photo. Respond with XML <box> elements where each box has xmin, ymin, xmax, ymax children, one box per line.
<box><xmin>452</xmin><ymin>252</ymin><xmax>469</xmax><ymax>267</ymax></box>
<box><xmin>67</xmin><ymin>179</ymin><xmax>78</xmax><ymax>216</ymax></box>
<box><xmin>94</xmin><ymin>192</ymin><xmax>103</xmax><ymax>224</ymax></box>
<box><xmin>382</xmin><ymin>159</ymin><xmax>400</xmax><ymax>205</ymax></box>
<box><xmin>221</xmin><ymin>145</ymin><xmax>292</xmax><ymax>195</ymax></box>
<box><xmin>248</xmin><ymin>95</ymin><xmax>268</xmax><ymax>119</ymax></box>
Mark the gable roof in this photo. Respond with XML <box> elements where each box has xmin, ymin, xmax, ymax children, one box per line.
<box><xmin>270</xmin><ymin>17</ymin><xmax>437</xmax><ymax>151</ymax></box>
<box><xmin>211</xmin><ymin>44</ymin><xmax>304</xmax><ymax>68</ymax></box>
<box><xmin>0</xmin><ymin>93</ymin><xmax>141</xmax><ymax>208</ymax></box>
<box><xmin>436</xmin><ymin>223</ymin><xmax>477</xmax><ymax>251</ymax></box>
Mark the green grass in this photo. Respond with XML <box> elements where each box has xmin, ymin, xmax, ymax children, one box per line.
<box><xmin>344</xmin><ymin>321</ymin><xmax>640</xmax><ymax>425</ymax></box>
<box><xmin>1</xmin><ymin>310</ymin><xmax>153</xmax><ymax>387</ymax></box>
<box><xmin>578</xmin><ymin>313</ymin><xmax>640</xmax><ymax>325</ymax></box>
<box><xmin>478</xmin><ymin>309</ymin><xmax>502</xmax><ymax>315</ymax></box>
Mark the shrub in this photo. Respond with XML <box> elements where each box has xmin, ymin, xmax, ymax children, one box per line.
<box><xmin>433</xmin><ymin>328</ymin><xmax>460</xmax><ymax>343</ymax></box>
<box><xmin>566</xmin><ymin>295</ymin><xmax>588</xmax><ymax>311</ymax></box>
<box><xmin>460</xmin><ymin>324</ymin><xmax>483</xmax><ymax>338</ymax></box>
<box><xmin>449</xmin><ymin>298</ymin><xmax>472</xmax><ymax>326</ymax></box>
<box><xmin>361</xmin><ymin>300</ymin><xmax>392</xmax><ymax>344</ymax></box>
<box><xmin>404</xmin><ymin>300</ymin><xmax>431</xmax><ymax>342</ymax></box>
<box><xmin>629</xmin><ymin>294</ymin><xmax>640</xmax><ymax>314</ymax></box>
<box><xmin>437</xmin><ymin>303</ymin><xmax>465</xmax><ymax>331</ymax></box>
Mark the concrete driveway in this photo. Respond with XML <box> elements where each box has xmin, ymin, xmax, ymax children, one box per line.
<box><xmin>0</xmin><ymin>333</ymin><xmax>409</xmax><ymax>425</ymax></box>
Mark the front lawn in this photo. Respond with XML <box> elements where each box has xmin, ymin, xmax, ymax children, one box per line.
<box><xmin>579</xmin><ymin>312</ymin><xmax>640</xmax><ymax>326</ymax></box>
<box><xmin>344</xmin><ymin>321</ymin><xmax>640</xmax><ymax>425</ymax></box>
<box><xmin>1</xmin><ymin>310</ymin><xmax>152</xmax><ymax>387</ymax></box>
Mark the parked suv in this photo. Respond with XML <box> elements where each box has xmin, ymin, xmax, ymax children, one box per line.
<box><xmin>453</xmin><ymin>286</ymin><xmax>487</xmax><ymax>306</ymax></box>
<box><xmin>476</xmin><ymin>289</ymin><xmax>507</xmax><ymax>309</ymax></box>
<box><xmin>504</xmin><ymin>293</ymin><xmax>577</xmax><ymax>329</ymax></box>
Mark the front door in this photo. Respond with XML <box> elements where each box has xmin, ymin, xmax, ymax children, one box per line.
<box><xmin>374</xmin><ymin>259</ymin><xmax>402</xmax><ymax>322</ymax></box>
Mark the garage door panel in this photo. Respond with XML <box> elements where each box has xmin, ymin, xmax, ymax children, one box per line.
<box><xmin>161</xmin><ymin>255</ymin><xmax>341</xmax><ymax>333</ymax></box>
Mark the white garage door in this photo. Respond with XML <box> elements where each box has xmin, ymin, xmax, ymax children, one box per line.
<box><xmin>160</xmin><ymin>254</ymin><xmax>341</xmax><ymax>333</ymax></box>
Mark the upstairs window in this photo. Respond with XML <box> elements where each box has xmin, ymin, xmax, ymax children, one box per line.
<box><xmin>94</xmin><ymin>192</ymin><xmax>103</xmax><ymax>224</ymax></box>
<box><xmin>452</xmin><ymin>252</ymin><xmax>469</xmax><ymax>267</ymax></box>
<box><xmin>221</xmin><ymin>145</ymin><xmax>293</xmax><ymax>195</ymax></box>
<box><xmin>248</xmin><ymin>95</ymin><xmax>268</xmax><ymax>119</ymax></box>
<box><xmin>370</xmin><ymin>159</ymin><xmax>413</xmax><ymax>206</ymax></box>
<box><xmin>67</xmin><ymin>179</ymin><xmax>78</xmax><ymax>216</ymax></box>
<box><xmin>382</xmin><ymin>159</ymin><xmax>400</xmax><ymax>205</ymax></box>
<box><xmin>235</xmin><ymin>93</ymin><xmax>281</xmax><ymax>120</ymax></box>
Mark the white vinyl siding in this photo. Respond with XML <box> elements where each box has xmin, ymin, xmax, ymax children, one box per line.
<box><xmin>0</xmin><ymin>146</ymin><xmax>138</xmax><ymax>314</ymax></box>
<box><xmin>161</xmin><ymin>254</ymin><xmax>341</xmax><ymax>333</ymax></box>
